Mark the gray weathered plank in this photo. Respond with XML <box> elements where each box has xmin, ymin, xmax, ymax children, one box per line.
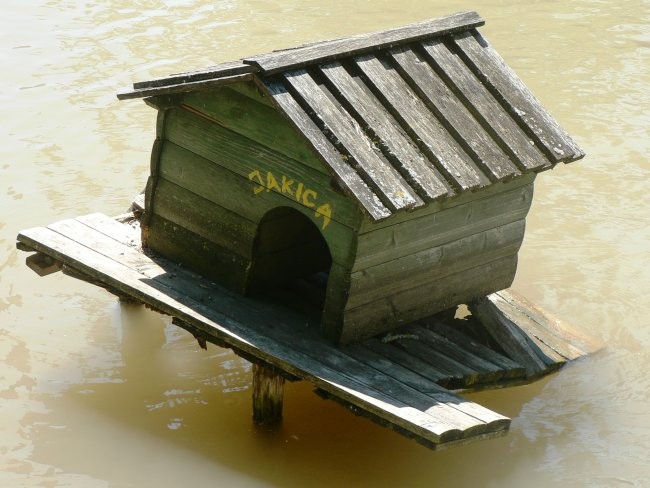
<box><xmin>468</xmin><ymin>295</ymin><xmax>549</xmax><ymax>377</ymax></box>
<box><xmin>453</xmin><ymin>31</ymin><xmax>584</xmax><ymax>163</ymax></box>
<box><xmin>133</xmin><ymin>60</ymin><xmax>257</xmax><ymax>90</ymax></box>
<box><xmin>420</xmin><ymin>38</ymin><xmax>548</xmax><ymax>171</ymax></box>
<box><xmin>389</xmin><ymin>45</ymin><xmax>520</xmax><ymax>181</ymax></box>
<box><xmin>118</xmin><ymin>73</ymin><xmax>254</xmax><ymax>100</ymax></box>
<box><xmin>355</xmin><ymin>53</ymin><xmax>486</xmax><ymax>191</ymax></box>
<box><xmin>263</xmin><ymin>80</ymin><xmax>391</xmax><ymax>221</ymax></box>
<box><xmin>354</xmin><ymin>181</ymin><xmax>533</xmax><ymax>271</ymax></box>
<box><xmin>283</xmin><ymin>69</ymin><xmax>423</xmax><ymax>212</ymax></box>
<box><xmin>319</xmin><ymin>61</ymin><xmax>451</xmax><ymax>201</ymax></box>
<box><xmin>244</xmin><ymin>11</ymin><xmax>484</xmax><ymax>75</ymax></box>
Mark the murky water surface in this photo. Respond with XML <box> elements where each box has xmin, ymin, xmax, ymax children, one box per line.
<box><xmin>1</xmin><ymin>1</ymin><xmax>649</xmax><ymax>486</ymax></box>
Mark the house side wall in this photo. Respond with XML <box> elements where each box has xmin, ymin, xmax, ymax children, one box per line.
<box><xmin>142</xmin><ymin>84</ymin><xmax>361</xmax><ymax>334</ymax></box>
<box><xmin>340</xmin><ymin>175</ymin><xmax>535</xmax><ymax>343</ymax></box>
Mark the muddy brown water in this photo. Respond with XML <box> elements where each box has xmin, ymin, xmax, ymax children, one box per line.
<box><xmin>2</xmin><ymin>1</ymin><xmax>649</xmax><ymax>486</ymax></box>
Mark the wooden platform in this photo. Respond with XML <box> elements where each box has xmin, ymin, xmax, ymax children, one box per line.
<box><xmin>16</xmin><ymin>213</ymin><xmax>601</xmax><ymax>450</ymax></box>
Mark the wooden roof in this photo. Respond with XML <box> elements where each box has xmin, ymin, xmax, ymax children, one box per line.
<box><xmin>119</xmin><ymin>11</ymin><xmax>584</xmax><ymax>221</ymax></box>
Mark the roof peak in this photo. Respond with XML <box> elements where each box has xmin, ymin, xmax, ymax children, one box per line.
<box><xmin>118</xmin><ymin>11</ymin><xmax>483</xmax><ymax>100</ymax></box>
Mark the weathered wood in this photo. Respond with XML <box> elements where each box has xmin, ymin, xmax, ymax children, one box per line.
<box><xmin>25</xmin><ymin>252</ymin><xmax>62</xmax><ymax>276</ymax></box>
<box><xmin>354</xmin><ymin>181</ymin><xmax>533</xmax><ymax>270</ymax></box>
<box><xmin>389</xmin><ymin>45</ymin><xmax>519</xmax><ymax>181</ymax></box>
<box><xmin>283</xmin><ymin>69</ymin><xmax>423</xmax><ymax>212</ymax></box>
<box><xmin>156</xmin><ymin>141</ymin><xmax>356</xmax><ymax>267</ymax></box>
<box><xmin>347</xmin><ymin>219</ymin><xmax>524</xmax><ymax>309</ymax></box>
<box><xmin>117</xmin><ymin>73</ymin><xmax>255</xmax><ymax>100</ymax></box>
<box><xmin>320</xmin><ymin>61</ymin><xmax>451</xmax><ymax>202</ymax></box>
<box><xmin>341</xmin><ymin>255</ymin><xmax>518</xmax><ymax>343</ymax></box>
<box><xmin>152</xmin><ymin>177</ymin><xmax>257</xmax><ymax>259</ymax></box>
<box><xmin>252</xmin><ymin>363</ymin><xmax>285</xmax><ymax>426</ymax></box>
<box><xmin>133</xmin><ymin>60</ymin><xmax>257</xmax><ymax>90</ymax></box>
<box><xmin>495</xmin><ymin>289</ymin><xmax>603</xmax><ymax>358</ymax></box>
<box><xmin>180</xmin><ymin>87</ymin><xmax>330</xmax><ymax>175</ymax></box>
<box><xmin>17</xmin><ymin>215</ymin><xmax>515</xmax><ymax>447</ymax></box>
<box><xmin>355</xmin><ymin>53</ymin><xmax>485</xmax><ymax>191</ymax></box>
<box><xmin>244</xmin><ymin>11</ymin><xmax>484</xmax><ymax>75</ymax></box>
<box><xmin>263</xmin><ymin>80</ymin><xmax>390</xmax><ymax>221</ymax></box>
<box><xmin>468</xmin><ymin>295</ymin><xmax>549</xmax><ymax>377</ymax></box>
<box><xmin>422</xmin><ymin>317</ymin><xmax>525</xmax><ymax>379</ymax></box>
<box><xmin>452</xmin><ymin>30</ymin><xmax>584</xmax><ymax>163</ymax></box>
<box><xmin>420</xmin><ymin>39</ymin><xmax>548</xmax><ymax>171</ymax></box>
<box><xmin>162</xmin><ymin>106</ymin><xmax>362</xmax><ymax>229</ymax></box>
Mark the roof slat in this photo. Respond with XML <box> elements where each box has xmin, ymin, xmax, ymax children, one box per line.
<box><xmin>320</xmin><ymin>61</ymin><xmax>451</xmax><ymax>202</ymax></box>
<box><xmin>355</xmin><ymin>54</ymin><xmax>485</xmax><ymax>192</ymax></box>
<box><xmin>283</xmin><ymin>69</ymin><xmax>424</xmax><ymax>212</ymax></box>
<box><xmin>133</xmin><ymin>60</ymin><xmax>257</xmax><ymax>89</ymax></box>
<box><xmin>452</xmin><ymin>30</ymin><xmax>584</xmax><ymax>163</ymax></box>
<box><xmin>263</xmin><ymin>81</ymin><xmax>391</xmax><ymax>221</ymax></box>
<box><xmin>117</xmin><ymin>73</ymin><xmax>254</xmax><ymax>101</ymax></box>
<box><xmin>244</xmin><ymin>11</ymin><xmax>484</xmax><ymax>75</ymax></box>
<box><xmin>390</xmin><ymin>45</ymin><xmax>520</xmax><ymax>182</ymax></box>
<box><xmin>420</xmin><ymin>39</ymin><xmax>550</xmax><ymax>171</ymax></box>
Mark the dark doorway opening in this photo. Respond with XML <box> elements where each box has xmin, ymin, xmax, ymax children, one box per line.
<box><xmin>246</xmin><ymin>207</ymin><xmax>332</xmax><ymax>316</ymax></box>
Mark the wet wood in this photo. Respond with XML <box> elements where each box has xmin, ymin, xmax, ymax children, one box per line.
<box><xmin>245</xmin><ymin>11</ymin><xmax>484</xmax><ymax>74</ymax></box>
<box><xmin>252</xmin><ymin>363</ymin><xmax>285</xmax><ymax>426</ymax></box>
<box><xmin>25</xmin><ymin>252</ymin><xmax>62</xmax><ymax>276</ymax></box>
<box><xmin>117</xmin><ymin>73</ymin><xmax>255</xmax><ymax>100</ymax></box>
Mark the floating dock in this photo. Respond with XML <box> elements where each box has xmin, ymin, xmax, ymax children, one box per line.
<box><xmin>17</xmin><ymin>212</ymin><xmax>601</xmax><ymax>450</ymax></box>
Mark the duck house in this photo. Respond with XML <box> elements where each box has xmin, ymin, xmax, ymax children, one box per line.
<box><xmin>17</xmin><ymin>11</ymin><xmax>601</xmax><ymax>450</ymax></box>
<box><xmin>118</xmin><ymin>11</ymin><xmax>583</xmax><ymax>344</ymax></box>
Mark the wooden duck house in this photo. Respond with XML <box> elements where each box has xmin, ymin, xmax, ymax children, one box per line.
<box><xmin>119</xmin><ymin>11</ymin><xmax>583</xmax><ymax>345</ymax></box>
<box><xmin>17</xmin><ymin>11</ymin><xmax>601</xmax><ymax>450</ymax></box>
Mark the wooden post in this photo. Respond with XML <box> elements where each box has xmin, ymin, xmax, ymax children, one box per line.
<box><xmin>252</xmin><ymin>362</ymin><xmax>285</xmax><ymax>426</ymax></box>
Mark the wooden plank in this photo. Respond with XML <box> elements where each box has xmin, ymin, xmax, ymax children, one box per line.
<box><xmin>283</xmin><ymin>70</ymin><xmax>423</xmax><ymax>212</ymax></box>
<box><xmin>468</xmin><ymin>295</ymin><xmax>549</xmax><ymax>377</ymax></box>
<box><xmin>420</xmin><ymin>39</ymin><xmax>548</xmax><ymax>171</ymax></box>
<box><xmin>180</xmin><ymin>87</ymin><xmax>330</xmax><ymax>175</ymax></box>
<box><xmin>147</xmin><ymin>214</ymin><xmax>251</xmax><ymax>293</ymax></box>
<box><xmin>354</xmin><ymin>181</ymin><xmax>533</xmax><ymax>271</ymax></box>
<box><xmin>347</xmin><ymin>220</ymin><xmax>524</xmax><ymax>309</ymax></box>
<box><xmin>320</xmin><ymin>61</ymin><xmax>451</xmax><ymax>201</ymax></box>
<box><xmin>422</xmin><ymin>318</ymin><xmax>525</xmax><ymax>379</ymax></box>
<box><xmin>117</xmin><ymin>73</ymin><xmax>255</xmax><ymax>100</ymax></box>
<box><xmin>163</xmin><ymin>107</ymin><xmax>362</xmax><ymax>230</ymax></box>
<box><xmin>244</xmin><ymin>11</ymin><xmax>484</xmax><ymax>75</ymax></box>
<box><xmin>341</xmin><ymin>255</ymin><xmax>518</xmax><ymax>343</ymax></box>
<box><xmin>495</xmin><ymin>289</ymin><xmax>602</xmax><ymax>358</ymax></box>
<box><xmin>252</xmin><ymin>363</ymin><xmax>285</xmax><ymax>426</ymax></box>
<box><xmin>389</xmin><ymin>45</ymin><xmax>520</xmax><ymax>181</ymax></box>
<box><xmin>156</xmin><ymin>142</ymin><xmax>356</xmax><ymax>266</ymax></box>
<box><xmin>18</xmin><ymin>221</ymin><xmax>507</xmax><ymax>445</ymax></box>
<box><xmin>263</xmin><ymin>80</ymin><xmax>390</xmax><ymax>221</ymax></box>
<box><xmin>132</xmin><ymin>60</ymin><xmax>257</xmax><ymax>90</ymax></box>
<box><xmin>341</xmin><ymin>343</ymin><xmax>509</xmax><ymax>426</ymax></box>
<box><xmin>150</xmin><ymin>177</ymin><xmax>257</xmax><ymax>260</ymax></box>
<box><xmin>355</xmin><ymin>53</ymin><xmax>485</xmax><ymax>192</ymax></box>
<box><xmin>452</xmin><ymin>31</ymin><xmax>584</xmax><ymax>163</ymax></box>
<box><xmin>25</xmin><ymin>252</ymin><xmax>62</xmax><ymax>276</ymax></box>
<box><xmin>358</xmin><ymin>172</ymin><xmax>535</xmax><ymax>233</ymax></box>
<box><xmin>403</xmin><ymin>325</ymin><xmax>509</xmax><ymax>384</ymax></box>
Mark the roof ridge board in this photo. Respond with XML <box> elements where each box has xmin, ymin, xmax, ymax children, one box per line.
<box><xmin>243</xmin><ymin>11</ymin><xmax>484</xmax><ymax>75</ymax></box>
<box><xmin>131</xmin><ymin>59</ymin><xmax>258</xmax><ymax>90</ymax></box>
<box><xmin>117</xmin><ymin>72</ymin><xmax>254</xmax><ymax>101</ymax></box>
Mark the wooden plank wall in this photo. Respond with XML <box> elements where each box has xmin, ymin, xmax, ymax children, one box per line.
<box><xmin>143</xmin><ymin>83</ymin><xmax>361</xmax><ymax>330</ymax></box>
<box><xmin>339</xmin><ymin>176</ymin><xmax>535</xmax><ymax>343</ymax></box>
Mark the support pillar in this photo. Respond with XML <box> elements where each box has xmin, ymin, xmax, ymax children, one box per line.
<box><xmin>252</xmin><ymin>362</ymin><xmax>285</xmax><ymax>426</ymax></box>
